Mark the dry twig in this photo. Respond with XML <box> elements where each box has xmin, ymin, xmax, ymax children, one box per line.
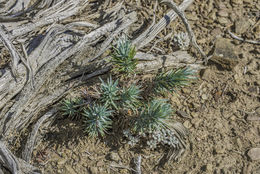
<box><xmin>228</xmin><ymin>30</ymin><xmax>260</xmax><ymax>45</ymax></box>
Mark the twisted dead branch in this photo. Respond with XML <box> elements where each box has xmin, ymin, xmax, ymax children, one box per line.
<box><xmin>0</xmin><ymin>141</ymin><xmax>41</xmax><ymax>174</ymax></box>
<box><xmin>22</xmin><ymin>109</ymin><xmax>57</xmax><ymax>163</ymax></box>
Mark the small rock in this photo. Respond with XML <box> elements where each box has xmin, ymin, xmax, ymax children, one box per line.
<box><xmin>64</xmin><ymin>165</ymin><xmax>77</xmax><ymax>174</ymax></box>
<box><xmin>243</xmin><ymin>0</ymin><xmax>251</xmax><ymax>3</ymax></box>
<box><xmin>176</xmin><ymin>110</ymin><xmax>190</xmax><ymax>118</ymax></box>
<box><xmin>197</xmin><ymin>38</ymin><xmax>207</xmax><ymax>44</ymax></box>
<box><xmin>217</xmin><ymin>2</ymin><xmax>226</xmax><ymax>9</ymax></box>
<box><xmin>231</xmin><ymin>0</ymin><xmax>243</xmax><ymax>5</ymax></box>
<box><xmin>236</xmin><ymin>138</ymin><xmax>242</xmax><ymax>149</ymax></box>
<box><xmin>234</xmin><ymin>74</ymin><xmax>241</xmax><ymax>84</ymax></box>
<box><xmin>256</xmin><ymin>107</ymin><xmax>260</xmax><ymax>115</ymax></box>
<box><xmin>218</xmin><ymin>10</ymin><xmax>229</xmax><ymax>17</ymax></box>
<box><xmin>235</xmin><ymin>17</ymin><xmax>251</xmax><ymax>35</ymax></box>
<box><xmin>248</xmin><ymin>148</ymin><xmax>260</xmax><ymax>161</ymax></box>
<box><xmin>200</xmin><ymin>68</ymin><xmax>212</xmax><ymax>80</ymax></box>
<box><xmin>201</xmin><ymin>94</ymin><xmax>208</xmax><ymax>100</ymax></box>
<box><xmin>211</xmin><ymin>38</ymin><xmax>238</xmax><ymax>70</ymax></box>
<box><xmin>191</xmin><ymin>112</ymin><xmax>199</xmax><ymax>117</ymax></box>
<box><xmin>247</xmin><ymin>115</ymin><xmax>260</xmax><ymax>121</ymax></box>
<box><xmin>97</xmin><ymin>160</ymin><xmax>105</xmax><ymax>167</ymax></box>
<box><xmin>57</xmin><ymin>158</ymin><xmax>67</xmax><ymax>165</ymax></box>
<box><xmin>183</xmin><ymin>120</ymin><xmax>192</xmax><ymax>129</ymax></box>
<box><xmin>229</xmin><ymin>12</ymin><xmax>237</xmax><ymax>22</ymax></box>
<box><xmin>208</xmin><ymin>11</ymin><xmax>217</xmax><ymax>21</ymax></box>
<box><xmin>206</xmin><ymin>164</ymin><xmax>213</xmax><ymax>172</ymax></box>
<box><xmin>89</xmin><ymin>167</ymin><xmax>98</xmax><ymax>174</ymax></box>
<box><xmin>182</xmin><ymin>88</ymin><xmax>190</xmax><ymax>94</ymax></box>
<box><xmin>214</xmin><ymin>145</ymin><xmax>225</xmax><ymax>154</ymax></box>
<box><xmin>211</xmin><ymin>28</ymin><xmax>222</xmax><ymax>37</ymax></box>
<box><xmin>230</xmin><ymin>115</ymin><xmax>236</xmax><ymax>121</ymax></box>
<box><xmin>218</xmin><ymin>17</ymin><xmax>230</xmax><ymax>25</ymax></box>
<box><xmin>186</xmin><ymin>13</ymin><xmax>199</xmax><ymax>21</ymax></box>
<box><xmin>170</xmin><ymin>95</ymin><xmax>181</xmax><ymax>106</ymax></box>
<box><xmin>191</xmin><ymin>118</ymin><xmax>201</xmax><ymax>128</ymax></box>
<box><xmin>109</xmin><ymin>152</ymin><xmax>120</xmax><ymax>162</ymax></box>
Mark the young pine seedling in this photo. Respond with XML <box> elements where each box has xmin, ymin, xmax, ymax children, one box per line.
<box><xmin>83</xmin><ymin>104</ymin><xmax>113</xmax><ymax>138</ymax></box>
<box><xmin>111</xmin><ymin>36</ymin><xmax>138</xmax><ymax>76</ymax></box>
<box><xmin>120</xmin><ymin>84</ymin><xmax>142</xmax><ymax>112</ymax></box>
<box><xmin>132</xmin><ymin>99</ymin><xmax>173</xmax><ymax>134</ymax></box>
<box><xmin>154</xmin><ymin>67</ymin><xmax>196</xmax><ymax>93</ymax></box>
<box><xmin>99</xmin><ymin>76</ymin><xmax>120</xmax><ymax>109</ymax></box>
<box><xmin>60</xmin><ymin>98</ymin><xmax>84</xmax><ymax>120</ymax></box>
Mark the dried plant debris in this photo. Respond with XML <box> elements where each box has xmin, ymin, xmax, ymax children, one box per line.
<box><xmin>173</xmin><ymin>32</ymin><xmax>190</xmax><ymax>50</ymax></box>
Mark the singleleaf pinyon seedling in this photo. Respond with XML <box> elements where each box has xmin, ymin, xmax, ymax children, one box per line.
<box><xmin>120</xmin><ymin>84</ymin><xmax>142</xmax><ymax>112</ymax></box>
<box><xmin>154</xmin><ymin>67</ymin><xmax>196</xmax><ymax>93</ymax></box>
<box><xmin>99</xmin><ymin>76</ymin><xmax>120</xmax><ymax>109</ymax></box>
<box><xmin>83</xmin><ymin>104</ymin><xmax>113</xmax><ymax>138</ymax></box>
<box><xmin>60</xmin><ymin>98</ymin><xmax>84</xmax><ymax>120</ymax></box>
<box><xmin>132</xmin><ymin>99</ymin><xmax>173</xmax><ymax>134</ymax></box>
<box><xmin>111</xmin><ymin>36</ymin><xmax>138</xmax><ymax>76</ymax></box>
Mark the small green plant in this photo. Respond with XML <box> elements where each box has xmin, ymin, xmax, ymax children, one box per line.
<box><xmin>120</xmin><ymin>84</ymin><xmax>142</xmax><ymax>111</ymax></box>
<box><xmin>154</xmin><ymin>67</ymin><xmax>196</xmax><ymax>93</ymax></box>
<box><xmin>60</xmin><ymin>98</ymin><xmax>84</xmax><ymax>119</ymax></box>
<box><xmin>99</xmin><ymin>76</ymin><xmax>120</xmax><ymax>109</ymax></box>
<box><xmin>83</xmin><ymin>104</ymin><xmax>113</xmax><ymax>138</ymax></box>
<box><xmin>111</xmin><ymin>36</ymin><xmax>137</xmax><ymax>76</ymax></box>
<box><xmin>132</xmin><ymin>99</ymin><xmax>173</xmax><ymax>134</ymax></box>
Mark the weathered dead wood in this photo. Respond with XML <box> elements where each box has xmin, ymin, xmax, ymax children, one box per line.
<box><xmin>0</xmin><ymin>25</ymin><xmax>21</xmax><ymax>77</ymax></box>
<box><xmin>134</xmin><ymin>155</ymin><xmax>142</xmax><ymax>174</ymax></box>
<box><xmin>136</xmin><ymin>51</ymin><xmax>204</xmax><ymax>72</ymax></box>
<box><xmin>0</xmin><ymin>0</ymin><xmax>31</xmax><ymax>14</ymax></box>
<box><xmin>133</xmin><ymin>0</ymin><xmax>193</xmax><ymax>49</ymax></box>
<box><xmin>0</xmin><ymin>0</ymin><xmax>42</xmax><ymax>22</ymax></box>
<box><xmin>22</xmin><ymin>109</ymin><xmax>57</xmax><ymax>162</ymax></box>
<box><xmin>2</xmin><ymin>0</ymin><xmax>89</xmax><ymax>39</ymax></box>
<box><xmin>0</xmin><ymin>141</ymin><xmax>40</xmax><ymax>174</ymax></box>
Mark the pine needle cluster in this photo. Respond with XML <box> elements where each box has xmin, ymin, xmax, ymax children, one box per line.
<box><xmin>82</xmin><ymin>76</ymin><xmax>142</xmax><ymax>138</ymax></box>
<box><xmin>60</xmin><ymin>98</ymin><xmax>83</xmax><ymax>120</ymax></box>
<box><xmin>120</xmin><ymin>84</ymin><xmax>142</xmax><ymax>111</ymax></box>
<box><xmin>154</xmin><ymin>67</ymin><xmax>196</xmax><ymax>93</ymax></box>
<box><xmin>111</xmin><ymin>36</ymin><xmax>137</xmax><ymax>76</ymax></box>
<box><xmin>132</xmin><ymin>99</ymin><xmax>173</xmax><ymax>133</ymax></box>
<box><xmin>83</xmin><ymin>104</ymin><xmax>113</xmax><ymax>138</ymax></box>
<box><xmin>99</xmin><ymin>76</ymin><xmax>120</xmax><ymax>109</ymax></box>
